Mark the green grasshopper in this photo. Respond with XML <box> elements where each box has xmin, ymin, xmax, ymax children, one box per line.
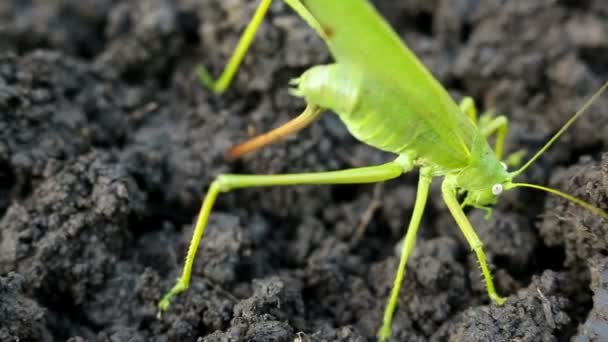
<box><xmin>159</xmin><ymin>0</ymin><xmax>608</xmax><ymax>340</ymax></box>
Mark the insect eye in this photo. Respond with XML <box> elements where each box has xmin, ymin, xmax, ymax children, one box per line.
<box><xmin>492</xmin><ymin>184</ymin><xmax>503</xmax><ymax>195</ymax></box>
<box><xmin>500</xmin><ymin>162</ymin><xmax>508</xmax><ymax>170</ymax></box>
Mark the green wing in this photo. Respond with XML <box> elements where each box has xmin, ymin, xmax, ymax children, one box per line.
<box><xmin>300</xmin><ymin>1</ymin><xmax>435</xmax><ymax>92</ymax></box>
<box><xmin>293</xmin><ymin>0</ymin><xmax>476</xmax><ymax>163</ymax></box>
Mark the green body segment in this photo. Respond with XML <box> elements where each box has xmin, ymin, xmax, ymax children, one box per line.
<box><xmin>296</xmin><ymin>0</ymin><xmax>489</xmax><ymax>174</ymax></box>
<box><xmin>296</xmin><ymin>64</ymin><xmax>477</xmax><ymax>172</ymax></box>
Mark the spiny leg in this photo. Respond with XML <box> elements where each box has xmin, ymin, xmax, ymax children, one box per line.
<box><xmin>378</xmin><ymin>168</ymin><xmax>433</xmax><ymax>342</ymax></box>
<box><xmin>441</xmin><ymin>180</ymin><xmax>507</xmax><ymax>305</ymax></box>
<box><xmin>197</xmin><ymin>0</ymin><xmax>273</xmax><ymax>94</ymax></box>
<box><xmin>158</xmin><ymin>160</ymin><xmax>413</xmax><ymax>313</ymax></box>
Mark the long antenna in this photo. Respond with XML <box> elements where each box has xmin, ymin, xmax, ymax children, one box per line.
<box><xmin>512</xmin><ymin>81</ymin><xmax>608</xmax><ymax>177</ymax></box>
<box><xmin>509</xmin><ymin>182</ymin><xmax>608</xmax><ymax>220</ymax></box>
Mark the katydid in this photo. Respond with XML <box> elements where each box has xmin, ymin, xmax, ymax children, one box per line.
<box><xmin>159</xmin><ymin>0</ymin><xmax>608</xmax><ymax>340</ymax></box>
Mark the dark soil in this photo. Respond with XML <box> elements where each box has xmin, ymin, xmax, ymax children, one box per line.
<box><xmin>1</xmin><ymin>0</ymin><xmax>607</xmax><ymax>341</ymax></box>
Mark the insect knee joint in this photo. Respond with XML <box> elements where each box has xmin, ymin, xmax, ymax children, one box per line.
<box><xmin>213</xmin><ymin>177</ymin><xmax>230</xmax><ymax>192</ymax></box>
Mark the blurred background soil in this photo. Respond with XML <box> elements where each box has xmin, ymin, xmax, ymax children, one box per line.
<box><xmin>0</xmin><ymin>0</ymin><xmax>607</xmax><ymax>341</ymax></box>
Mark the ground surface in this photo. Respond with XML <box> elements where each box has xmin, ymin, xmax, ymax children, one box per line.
<box><xmin>1</xmin><ymin>0</ymin><xmax>607</xmax><ymax>341</ymax></box>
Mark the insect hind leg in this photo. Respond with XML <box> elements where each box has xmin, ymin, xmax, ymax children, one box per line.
<box><xmin>197</xmin><ymin>0</ymin><xmax>274</xmax><ymax>94</ymax></box>
<box><xmin>158</xmin><ymin>160</ymin><xmax>411</xmax><ymax>315</ymax></box>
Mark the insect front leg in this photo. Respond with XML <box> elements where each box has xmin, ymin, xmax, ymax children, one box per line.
<box><xmin>441</xmin><ymin>180</ymin><xmax>507</xmax><ymax>306</ymax></box>
<box><xmin>197</xmin><ymin>0</ymin><xmax>274</xmax><ymax>94</ymax></box>
<box><xmin>157</xmin><ymin>160</ymin><xmax>412</xmax><ymax>314</ymax></box>
<box><xmin>378</xmin><ymin>168</ymin><xmax>433</xmax><ymax>342</ymax></box>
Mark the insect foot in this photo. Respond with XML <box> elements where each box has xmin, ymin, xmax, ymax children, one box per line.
<box><xmin>491</xmin><ymin>293</ymin><xmax>508</xmax><ymax>306</ymax></box>
<box><xmin>377</xmin><ymin>325</ymin><xmax>393</xmax><ymax>342</ymax></box>
<box><xmin>157</xmin><ymin>279</ymin><xmax>188</xmax><ymax>316</ymax></box>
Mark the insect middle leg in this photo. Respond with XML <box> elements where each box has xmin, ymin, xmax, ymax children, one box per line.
<box><xmin>378</xmin><ymin>168</ymin><xmax>433</xmax><ymax>342</ymax></box>
<box><xmin>459</xmin><ymin>97</ymin><xmax>509</xmax><ymax>160</ymax></box>
<box><xmin>458</xmin><ymin>97</ymin><xmax>528</xmax><ymax>167</ymax></box>
<box><xmin>442</xmin><ymin>180</ymin><xmax>507</xmax><ymax>305</ymax></box>
<box><xmin>158</xmin><ymin>160</ymin><xmax>412</xmax><ymax>313</ymax></box>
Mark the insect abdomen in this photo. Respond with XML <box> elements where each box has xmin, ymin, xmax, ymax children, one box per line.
<box><xmin>295</xmin><ymin>65</ymin><xmax>419</xmax><ymax>154</ymax></box>
<box><xmin>295</xmin><ymin>64</ymin><xmax>471</xmax><ymax>169</ymax></box>
<box><xmin>295</xmin><ymin>64</ymin><xmax>360</xmax><ymax>114</ymax></box>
